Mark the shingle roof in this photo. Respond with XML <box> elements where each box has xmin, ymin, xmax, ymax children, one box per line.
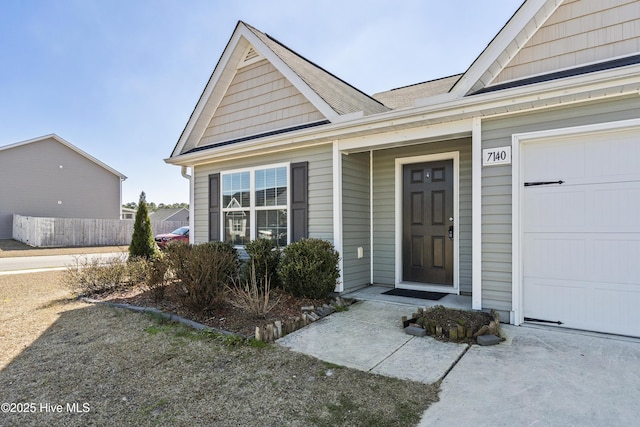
<box><xmin>149</xmin><ymin>208</ymin><xmax>189</xmax><ymax>222</ymax></box>
<box><xmin>373</xmin><ymin>74</ymin><xmax>461</xmax><ymax>109</ymax></box>
<box><xmin>244</xmin><ymin>23</ymin><xmax>390</xmax><ymax>117</ymax></box>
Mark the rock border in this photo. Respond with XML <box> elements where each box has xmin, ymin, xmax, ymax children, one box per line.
<box><xmin>255</xmin><ymin>296</ymin><xmax>355</xmax><ymax>343</ymax></box>
<box><xmin>402</xmin><ymin>305</ymin><xmax>502</xmax><ymax>345</ymax></box>
<box><xmin>81</xmin><ymin>295</ymin><xmax>356</xmax><ymax>343</ymax></box>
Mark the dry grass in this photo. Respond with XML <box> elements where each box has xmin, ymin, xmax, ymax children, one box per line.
<box><xmin>0</xmin><ymin>271</ymin><xmax>438</xmax><ymax>426</ymax></box>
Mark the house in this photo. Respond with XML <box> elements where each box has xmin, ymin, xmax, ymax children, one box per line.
<box><xmin>0</xmin><ymin>134</ymin><xmax>127</xmax><ymax>238</ymax></box>
<box><xmin>149</xmin><ymin>207</ymin><xmax>190</xmax><ymax>223</ymax></box>
<box><xmin>121</xmin><ymin>207</ymin><xmax>136</xmax><ymax>220</ymax></box>
<box><xmin>166</xmin><ymin>0</ymin><xmax>640</xmax><ymax>337</ymax></box>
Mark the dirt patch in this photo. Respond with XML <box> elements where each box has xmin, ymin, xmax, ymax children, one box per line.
<box><xmin>0</xmin><ymin>239</ymin><xmax>127</xmax><ymax>258</ymax></box>
<box><xmin>0</xmin><ymin>271</ymin><xmax>438</xmax><ymax>426</ymax></box>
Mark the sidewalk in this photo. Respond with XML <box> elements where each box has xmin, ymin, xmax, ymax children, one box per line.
<box><xmin>277</xmin><ymin>299</ymin><xmax>640</xmax><ymax>426</ymax></box>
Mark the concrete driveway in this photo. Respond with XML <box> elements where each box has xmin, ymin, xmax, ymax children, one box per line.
<box><xmin>277</xmin><ymin>299</ymin><xmax>640</xmax><ymax>426</ymax></box>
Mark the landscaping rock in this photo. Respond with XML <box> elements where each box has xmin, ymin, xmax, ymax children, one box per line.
<box><xmin>477</xmin><ymin>334</ymin><xmax>501</xmax><ymax>346</ymax></box>
<box><xmin>404</xmin><ymin>325</ymin><xmax>427</xmax><ymax>337</ymax></box>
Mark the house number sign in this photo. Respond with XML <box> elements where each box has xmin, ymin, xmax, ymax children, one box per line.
<box><xmin>482</xmin><ymin>146</ymin><xmax>511</xmax><ymax>166</ymax></box>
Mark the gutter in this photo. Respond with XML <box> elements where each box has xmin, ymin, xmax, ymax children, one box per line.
<box><xmin>181</xmin><ymin>166</ymin><xmax>195</xmax><ymax>244</ymax></box>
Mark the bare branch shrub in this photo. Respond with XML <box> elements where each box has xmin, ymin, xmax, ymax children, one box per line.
<box><xmin>166</xmin><ymin>242</ymin><xmax>239</xmax><ymax>310</ymax></box>
<box><xmin>144</xmin><ymin>256</ymin><xmax>172</xmax><ymax>301</ymax></box>
<box><xmin>62</xmin><ymin>254</ymin><xmax>131</xmax><ymax>296</ymax></box>
<box><xmin>227</xmin><ymin>261</ymin><xmax>281</xmax><ymax>318</ymax></box>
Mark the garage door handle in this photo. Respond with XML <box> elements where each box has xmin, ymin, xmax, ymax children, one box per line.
<box><xmin>524</xmin><ymin>180</ymin><xmax>564</xmax><ymax>187</ymax></box>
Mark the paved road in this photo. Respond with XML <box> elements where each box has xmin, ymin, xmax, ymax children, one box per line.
<box><xmin>0</xmin><ymin>252</ymin><xmax>126</xmax><ymax>274</ymax></box>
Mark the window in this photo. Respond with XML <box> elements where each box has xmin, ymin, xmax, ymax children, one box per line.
<box><xmin>221</xmin><ymin>165</ymin><xmax>288</xmax><ymax>247</ymax></box>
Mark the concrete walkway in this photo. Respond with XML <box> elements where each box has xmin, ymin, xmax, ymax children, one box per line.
<box><xmin>277</xmin><ymin>293</ymin><xmax>640</xmax><ymax>426</ymax></box>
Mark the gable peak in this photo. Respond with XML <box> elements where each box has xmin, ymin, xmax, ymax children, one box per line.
<box><xmin>239</xmin><ymin>44</ymin><xmax>263</xmax><ymax>69</ymax></box>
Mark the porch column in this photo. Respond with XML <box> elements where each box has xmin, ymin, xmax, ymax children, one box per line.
<box><xmin>472</xmin><ymin>117</ymin><xmax>482</xmax><ymax>310</ymax></box>
<box><xmin>332</xmin><ymin>141</ymin><xmax>344</xmax><ymax>292</ymax></box>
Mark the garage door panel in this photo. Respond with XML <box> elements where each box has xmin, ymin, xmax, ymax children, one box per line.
<box><xmin>588</xmin><ymin>237</ymin><xmax>640</xmax><ymax>284</ymax></box>
<box><xmin>524</xmin><ymin>141</ymin><xmax>585</xmax><ymax>181</ymax></box>
<box><xmin>526</xmin><ymin>182</ymin><xmax>640</xmax><ymax>233</ymax></box>
<box><xmin>591</xmin><ymin>288</ymin><xmax>640</xmax><ymax>337</ymax></box>
<box><xmin>524</xmin><ymin>190</ymin><xmax>585</xmax><ymax>230</ymax></box>
<box><xmin>585</xmin><ymin>129</ymin><xmax>640</xmax><ymax>179</ymax></box>
<box><xmin>524</xmin><ymin>278</ymin><xmax>640</xmax><ymax>336</ymax></box>
<box><xmin>522</xmin><ymin>124</ymin><xmax>640</xmax><ymax>337</ymax></box>
<box><xmin>524</xmin><ymin>236</ymin><xmax>585</xmax><ymax>279</ymax></box>
<box><xmin>524</xmin><ymin>278</ymin><xmax>587</xmax><ymax>324</ymax></box>
<box><xmin>589</xmin><ymin>183</ymin><xmax>640</xmax><ymax>229</ymax></box>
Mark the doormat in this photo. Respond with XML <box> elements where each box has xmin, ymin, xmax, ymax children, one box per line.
<box><xmin>382</xmin><ymin>288</ymin><xmax>447</xmax><ymax>300</ymax></box>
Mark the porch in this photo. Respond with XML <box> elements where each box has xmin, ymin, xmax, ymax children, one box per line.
<box><xmin>342</xmin><ymin>285</ymin><xmax>472</xmax><ymax>311</ymax></box>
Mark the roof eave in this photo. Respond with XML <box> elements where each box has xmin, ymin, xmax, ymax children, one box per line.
<box><xmin>166</xmin><ymin>64</ymin><xmax>640</xmax><ymax>167</ymax></box>
<box><xmin>1</xmin><ymin>134</ymin><xmax>127</xmax><ymax>180</ymax></box>
<box><xmin>171</xmin><ymin>22</ymin><xmax>343</xmax><ymax>159</ymax></box>
<box><xmin>450</xmin><ymin>0</ymin><xmax>560</xmax><ymax>97</ymax></box>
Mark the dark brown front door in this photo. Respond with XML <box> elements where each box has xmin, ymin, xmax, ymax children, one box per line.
<box><xmin>402</xmin><ymin>160</ymin><xmax>454</xmax><ymax>285</ymax></box>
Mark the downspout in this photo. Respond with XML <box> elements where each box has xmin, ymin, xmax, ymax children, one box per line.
<box><xmin>181</xmin><ymin>166</ymin><xmax>195</xmax><ymax>244</ymax></box>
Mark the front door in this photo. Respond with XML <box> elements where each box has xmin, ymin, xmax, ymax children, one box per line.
<box><xmin>402</xmin><ymin>160</ymin><xmax>454</xmax><ymax>285</ymax></box>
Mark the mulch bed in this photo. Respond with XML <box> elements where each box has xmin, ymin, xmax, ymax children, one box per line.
<box><xmin>99</xmin><ymin>283</ymin><xmax>326</xmax><ymax>338</ymax></box>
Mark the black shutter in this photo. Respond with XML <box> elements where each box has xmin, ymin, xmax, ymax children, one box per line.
<box><xmin>290</xmin><ymin>162</ymin><xmax>308</xmax><ymax>242</ymax></box>
<box><xmin>209</xmin><ymin>173</ymin><xmax>221</xmax><ymax>241</ymax></box>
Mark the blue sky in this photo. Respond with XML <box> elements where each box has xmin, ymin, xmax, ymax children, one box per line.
<box><xmin>1</xmin><ymin>0</ymin><xmax>523</xmax><ymax>204</ymax></box>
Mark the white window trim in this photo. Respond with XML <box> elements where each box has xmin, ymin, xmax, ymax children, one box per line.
<box><xmin>220</xmin><ymin>162</ymin><xmax>290</xmax><ymax>246</ymax></box>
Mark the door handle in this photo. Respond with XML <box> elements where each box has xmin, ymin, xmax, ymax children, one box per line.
<box><xmin>448</xmin><ymin>225</ymin><xmax>454</xmax><ymax>240</ymax></box>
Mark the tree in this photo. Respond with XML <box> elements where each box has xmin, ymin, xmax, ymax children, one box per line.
<box><xmin>129</xmin><ymin>191</ymin><xmax>160</xmax><ymax>260</ymax></box>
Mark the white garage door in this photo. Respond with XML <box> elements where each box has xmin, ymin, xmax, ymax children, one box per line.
<box><xmin>522</xmin><ymin>126</ymin><xmax>640</xmax><ymax>337</ymax></box>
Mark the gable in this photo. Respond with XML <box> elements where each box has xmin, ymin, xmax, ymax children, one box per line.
<box><xmin>458</xmin><ymin>0</ymin><xmax>640</xmax><ymax>96</ymax></box>
<box><xmin>199</xmin><ymin>59</ymin><xmax>324</xmax><ymax>148</ymax></box>
<box><xmin>0</xmin><ymin>134</ymin><xmax>126</xmax><ymax>179</ymax></box>
<box><xmin>493</xmin><ymin>0</ymin><xmax>640</xmax><ymax>85</ymax></box>
<box><xmin>171</xmin><ymin>21</ymin><xmax>389</xmax><ymax>158</ymax></box>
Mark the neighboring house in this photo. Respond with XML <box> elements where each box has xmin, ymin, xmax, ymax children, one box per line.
<box><xmin>0</xmin><ymin>134</ymin><xmax>127</xmax><ymax>238</ymax></box>
<box><xmin>149</xmin><ymin>207</ymin><xmax>190</xmax><ymax>223</ymax></box>
<box><xmin>121</xmin><ymin>207</ymin><xmax>136</xmax><ymax>220</ymax></box>
<box><xmin>166</xmin><ymin>0</ymin><xmax>640</xmax><ymax>337</ymax></box>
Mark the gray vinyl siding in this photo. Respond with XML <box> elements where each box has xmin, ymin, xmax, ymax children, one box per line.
<box><xmin>0</xmin><ymin>138</ymin><xmax>122</xmax><ymax>239</ymax></box>
<box><xmin>192</xmin><ymin>144</ymin><xmax>333</xmax><ymax>245</ymax></box>
<box><xmin>342</xmin><ymin>152</ymin><xmax>371</xmax><ymax>291</ymax></box>
<box><xmin>480</xmin><ymin>96</ymin><xmax>640</xmax><ymax>313</ymax></box>
<box><xmin>371</xmin><ymin>138</ymin><xmax>473</xmax><ymax>293</ymax></box>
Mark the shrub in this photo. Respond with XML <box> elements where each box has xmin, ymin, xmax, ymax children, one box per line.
<box><xmin>129</xmin><ymin>191</ymin><xmax>160</xmax><ymax>260</ymax></box>
<box><xmin>279</xmin><ymin>238</ymin><xmax>340</xmax><ymax>299</ymax></box>
<box><xmin>227</xmin><ymin>261</ymin><xmax>281</xmax><ymax>318</ymax></box>
<box><xmin>63</xmin><ymin>254</ymin><xmax>134</xmax><ymax>296</ymax></box>
<box><xmin>144</xmin><ymin>256</ymin><xmax>172</xmax><ymax>301</ymax></box>
<box><xmin>166</xmin><ymin>241</ymin><xmax>239</xmax><ymax>310</ymax></box>
<box><xmin>242</xmin><ymin>238</ymin><xmax>281</xmax><ymax>288</ymax></box>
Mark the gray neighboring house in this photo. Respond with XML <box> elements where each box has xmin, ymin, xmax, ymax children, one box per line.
<box><xmin>149</xmin><ymin>207</ymin><xmax>189</xmax><ymax>223</ymax></box>
<box><xmin>167</xmin><ymin>0</ymin><xmax>640</xmax><ymax>338</ymax></box>
<box><xmin>0</xmin><ymin>134</ymin><xmax>127</xmax><ymax>239</ymax></box>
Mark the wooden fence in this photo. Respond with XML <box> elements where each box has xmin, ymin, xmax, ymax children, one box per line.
<box><xmin>12</xmin><ymin>214</ymin><xmax>188</xmax><ymax>247</ymax></box>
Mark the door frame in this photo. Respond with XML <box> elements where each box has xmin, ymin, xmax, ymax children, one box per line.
<box><xmin>511</xmin><ymin>118</ymin><xmax>640</xmax><ymax>326</ymax></box>
<box><xmin>395</xmin><ymin>151</ymin><xmax>460</xmax><ymax>293</ymax></box>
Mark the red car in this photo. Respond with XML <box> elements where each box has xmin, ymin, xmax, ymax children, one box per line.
<box><xmin>155</xmin><ymin>226</ymin><xmax>189</xmax><ymax>248</ymax></box>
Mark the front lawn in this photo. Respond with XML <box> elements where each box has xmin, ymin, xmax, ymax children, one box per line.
<box><xmin>0</xmin><ymin>271</ymin><xmax>438</xmax><ymax>426</ymax></box>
